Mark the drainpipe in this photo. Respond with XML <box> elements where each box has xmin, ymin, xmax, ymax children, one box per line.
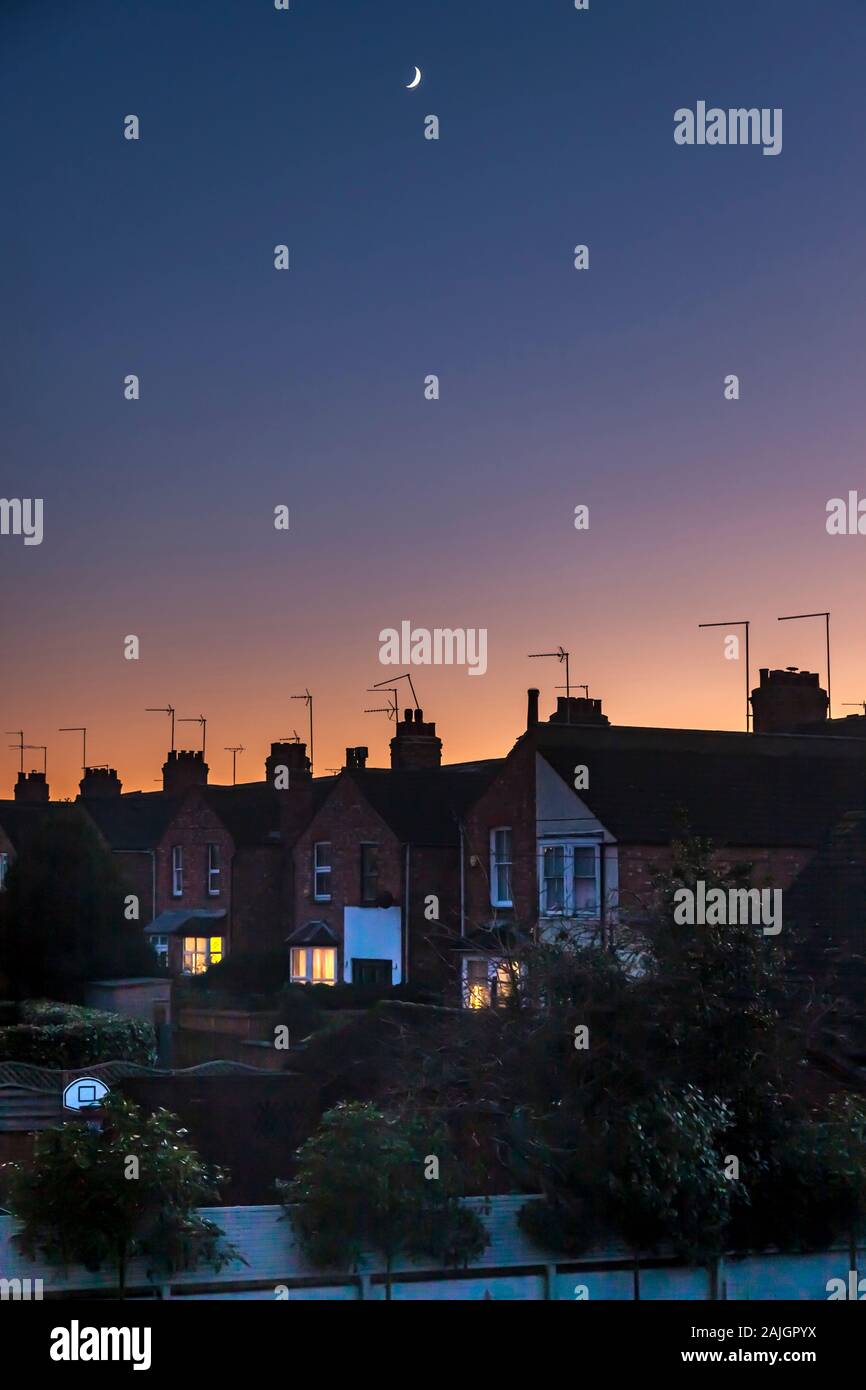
<box><xmin>459</xmin><ymin>821</ymin><xmax>466</xmax><ymax>938</ymax></box>
<box><xmin>403</xmin><ymin>843</ymin><xmax>410</xmax><ymax>984</ymax></box>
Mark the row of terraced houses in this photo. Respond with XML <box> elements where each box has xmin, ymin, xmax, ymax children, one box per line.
<box><xmin>1</xmin><ymin>667</ymin><xmax>865</xmax><ymax>1014</ymax></box>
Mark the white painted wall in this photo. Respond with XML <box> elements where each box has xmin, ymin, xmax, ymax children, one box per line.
<box><xmin>342</xmin><ymin>906</ymin><xmax>402</xmax><ymax>984</ymax></box>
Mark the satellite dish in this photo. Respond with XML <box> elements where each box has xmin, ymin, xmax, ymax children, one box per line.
<box><xmin>63</xmin><ymin>1076</ymin><xmax>110</xmax><ymax>1111</ymax></box>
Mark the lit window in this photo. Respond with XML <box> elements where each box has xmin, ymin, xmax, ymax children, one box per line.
<box><xmin>0</xmin><ymin>853</ymin><xmax>8</xmax><ymax>891</ymax></box>
<box><xmin>539</xmin><ymin>842</ymin><xmax>600</xmax><ymax>917</ymax></box>
<box><xmin>207</xmin><ymin>843</ymin><xmax>220</xmax><ymax>895</ymax></box>
<box><xmin>464</xmin><ymin>957</ymin><xmax>521</xmax><ymax>1009</ymax></box>
<box><xmin>360</xmin><ymin>844</ymin><xmax>379</xmax><ymax>904</ymax></box>
<box><xmin>291</xmin><ymin>946</ymin><xmax>336</xmax><ymax>985</ymax></box>
<box><xmin>313</xmin><ymin>842</ymin><xmax>331</xmax><ymax>901</ymax></box>
<box><xmin>490</xmin><ymin>828</ymin><xmax>513</xmax><ymax>907</ymax></box>
<box><xmin>465</xmin><ymin>958</ymin><xmax>490</xmax><ymax>1009</ymax></box>
<box><xmin>182</xmin><ymin>936</ymin><xmax>223</xmax><ymax>974</ymax></box>
<box><xmin>172</xmin><ymin>845</ymin><xmax>183</xmax><ymax>897</ymax></box>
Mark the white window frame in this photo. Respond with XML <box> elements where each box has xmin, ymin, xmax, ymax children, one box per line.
<box><xmin>0</xmin><ymin>852</ymin><xmax>8</xmax><ymax>891</ymax></box>
<box><xmin>171</xmin><ymin>845</ymin><xmax>183</xmax><ymax>897</ymax></box>
<box><xmin>489</xmin><ymin>827</ymin><xmax>513</xmax><ymax>908</ymax></box>
<box><xmin>207</xmin><ymin>842</ymin><xmax>220</xmax><ymax>896</ymax></box>
<box><xmin>539</xmin><ymin>839</ymin><xmax>601</xmax><ymax>918</ymax></box>
<box><xmin>291</xmin><ymin>945</ymin><xmax>337</xmax><ymax>986</ymax></box>
<box><xmin>313</xmin><ymin>841</ymin><xmax>332</xmax><ymax>902</ymax></box>
<box><xmin>182</xmin><ymin>935</ymin><xmax>223</xmax><ymax>975</ymax></box>
<box><xmin>151</xmin><ymin>934</ymin><xmax>169</xmax><ymax>962</ymax></box>
<box><xmin>462</xmin><ymin>955</ymin><xmax>522</xmax><ymax>1009</ymax></box>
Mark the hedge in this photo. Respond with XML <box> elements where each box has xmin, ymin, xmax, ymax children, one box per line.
<box><xmin>0</xmin><ymin>999</ymin><xmax>157</xmax><ymax>1068</ymax></box>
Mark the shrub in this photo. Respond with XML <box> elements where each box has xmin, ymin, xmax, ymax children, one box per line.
<box><xmin>0</xmin><ymin>999</ymin><xmax>156</xmax><ymax>1068</ymax></box>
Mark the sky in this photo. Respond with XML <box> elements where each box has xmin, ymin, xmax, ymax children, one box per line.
<box><xmin>2</xmin><ymin>0</ymin><xmax>866</xmax><ymax>797</ymax></box>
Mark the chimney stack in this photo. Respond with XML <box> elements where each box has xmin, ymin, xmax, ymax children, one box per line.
<box><xmin>548</xmin><ymin>695</ymin><xmax>609</xmax><ymax>726</ymax></box>
<box><xmin>751</xmin><ymin>667</ymin><xmax>828</xmax><ymax>734</ymax></box>
<box><xmin>345</xmin><ymin>746</ymin><xmax>368</xmax><ymax>770</ymax></box>
<box><xmin>527</xmin><ymin>688</ymin><xmax>540</xmax><ymax>729</ymax></box>
<box><xmin>390</xmin><ymin>708</ymin><xmax>442</xmax><ymax>770</ymax></box>
<box><xmin>14</xmin><ymin>771</ymin><xmax>49</xmax><ymax>803</ymax></box>
<box><xmin>79</xmin><ymin>767</ymin><xmax>122</xmax><ymax>799</ymax></box>
<box><xmin>162</xmin><ymin>749</ymin><xmax>209</xmax><ymax>794</ymax></box>
<box><xmin>265</xmin><ymin>741</ymin><xmax>311</xmax><ymax>787</ymax></box>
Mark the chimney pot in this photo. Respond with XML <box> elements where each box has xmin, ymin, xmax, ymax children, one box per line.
<box><xmin>527</xmin><ymin>688</ymin><xmax>540</xmax><ymax>728</ymax></box>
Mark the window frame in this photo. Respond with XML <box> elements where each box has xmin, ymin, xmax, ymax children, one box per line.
<box><xmin>462</xmin><ymin>955</ymin><xmax>522</xmax><ymax>1009</ymax></box>
<box><xmin>291</xmin><ymin>945</ymin><xmax>337</xmax><ymax>986</ymax></box>
<box><xmin>171</xmin><ymin>845</ymin><xmax>183</xmax><ymax>898</ymax></box>
<box><xmin>207</xmin><ymin>842</ymin><xmax>221</xmax><ymax>896</ymax></box>
<box><xmin>489</xmin><ymin>827</ymin><xmax>513</xmax><ymax>908</ymax></box>
<box><xmin>182</xmin><ymin>935</ymin><xmax>223</xmax><ymax>975</ymax></box>
<box><xmin>313</xmin><ymin>841</ymin><xmax>332</xmax><ymax>902</ymax></box>
<box><xmin>360</xmin><ymin>842</ymin><xmax>379</xmax><ymax>905</ymax></box>
<box><xmin>538</xmin><ymin>839</ymin><xmax>601</xmax><ymax>918</ymax></box>
<box><xmin>0</xmin><ymin>852</ymin><xmax>8</xmax><ymax>891</ymax></box>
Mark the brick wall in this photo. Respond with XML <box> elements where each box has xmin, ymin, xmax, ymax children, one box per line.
<box><xmin>292</xmin><ymin>777</ymin><xmax>402</xmax><ymax>971</ymax></box>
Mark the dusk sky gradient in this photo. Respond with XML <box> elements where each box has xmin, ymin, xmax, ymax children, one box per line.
<box><xmin>3</xmin><ymin>0</ymin><xmax>866</xmax><ymax>797</ymax></box>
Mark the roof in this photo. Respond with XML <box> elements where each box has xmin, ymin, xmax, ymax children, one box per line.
<box><xmin>0</xmin><ymin>801</ymin><xmax>64</xmax><ymax>852</ymax></box>
<box><xmin>81</xmin><ymin>792</ymin><xmax>179</xmax><ymax>850</ymax></box>
<box><xmin>346</xmin><ymin>761</ymin><xmax>503</xmax><ymax>846</ymax></box>
<box><xmin>286</xmin><ymin>920</ymin><xmax>339</xmax><ymax>947</ymax></box>
<box><xmin>533</xmin><ymin>723</ymin><xmax>866</xmax><ymax>848</ymax></box>
<box><xmin>145</xmin><ymin>908</ymin><xmax>226</xmax><ymax>936</ymax></box>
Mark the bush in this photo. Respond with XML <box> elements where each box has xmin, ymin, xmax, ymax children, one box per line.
<box><xmin>0</xmin><ymin>999</ymin><xmax>156</xmax><ymax>1068</ymax></box>
<box><xmin>309</xmin><ymin>981</ymin><xmax>443</xmax><ymax>1011</ymax></box>
<box><xmin>183</xmin><ymin>950</ymin><xmax>290</xmax><ymax>1000</ymax></box>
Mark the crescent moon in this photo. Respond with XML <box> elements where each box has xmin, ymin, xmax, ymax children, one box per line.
<box><xmin>406</xmin><ymin>66</ymin><xmax>421</xmax><ymax>89</ymax></box>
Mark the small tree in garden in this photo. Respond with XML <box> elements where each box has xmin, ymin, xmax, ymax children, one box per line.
<box><xmin>279</xmin><ymin>1101</ymin><xmax>487</xmax><ymax>1299</ymax></box>
<box><xmin>0</xmin><ymin>1094</ymin><xmax>240</xmax><ymax>1297</ymax></box>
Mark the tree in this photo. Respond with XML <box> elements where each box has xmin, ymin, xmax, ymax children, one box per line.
<box><xmin>279</xmin><ymin>1101</ymin><xmax>487</xmax><ymax>1299</ymax></box>
<box><xmin>0</xmin><ymin>1094</ymin><xmax>240</xmax><ymax>1297</ymax></box>
<box><xmin>0</xmin><ymin>806</ymin><xmax>154</xmax><ymax>999</ymax></box>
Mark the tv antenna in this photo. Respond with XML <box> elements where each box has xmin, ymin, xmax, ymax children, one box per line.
<box><xmin>23</xmin><ymin>744</ymin><xmax>47</xmax><ymax>776</ymax></box>
<box><xmin>224</xmin><ymin>745</ymin><xmax>245</xmax><ymax>784</ymax></box>
<box><xmin>178</xmin><ymin>714</ymin><xmax>207</xmax><ymax>758</ymax></box>
<box><xmin>556</xmin><ymin>682</ymin><xmax>589</xmax><ymax>699</ymax></box>
<box><xmin>777</xmin><ymin>610</ymin><xmax>831</xmax><ymax>719</ymax></box>
<box><xmin>5</xmin><ymin>731</ymin><xmax>24</xmax><ymax>774</ymax></box>
<box><xmin>59</xmin><ymin>726</ymin><xmax>88</xmax><ymax>773</ymax></box>
<box><xmin>529</xmin><ymin>647</ymin><xmax>571</xmax><ymax>718</ymax></box>
<box><xmin>291</xmin><ymin>690</ymin><xmax>314</xmax><ymax>775</ymax></box>
<box><xmin>365</xmin><ymin>686</ymin><xmax>399</xmax><ymax>720</ymax></box>
<box><xmin>146</xmin><ymin>705</ymin><xmax>176</xmax><ymax>752</ymax></box>
<box><xmin>370</xmin><ymin>672</ymin><xmax>420</xmax><ymax>710</ymax></box>
<box><xmin>698</xmin><ymin>620</ymin><xmax>751</xmax><ymax>731</ymax></box>
<box><xmin>843</xmin><ymin>702</ymin><xmax>866</xmax><ymax>716</ymax></box>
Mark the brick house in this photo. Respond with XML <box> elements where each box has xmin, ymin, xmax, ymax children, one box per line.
<box><xmin>290</xmin><ymin>713</ymin><xmax>500</xmax><ymax>994</ymax></box>
<box><xmin>458</xmin><ymin>684</ymin><xmax>866</xmax><ymax>1007</ymax></box>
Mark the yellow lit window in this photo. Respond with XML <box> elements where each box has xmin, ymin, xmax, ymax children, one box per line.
<box><xmin>465</xmin><ymin>958</ymin><xmax>490</xmax><ymax>1009</ymax></box>
<box><xmin>291</xmin><ymin>946</ymin><xmax>336</xmax><ymax>985</ymax></box>
<box><xmin>183</xmin><ymin>936</ymin><xmax>223</xmax><ymax>974</ymax></box>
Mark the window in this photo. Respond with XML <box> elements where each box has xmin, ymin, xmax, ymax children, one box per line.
<box><xmin>464</xmin><ymin>957</ymin><xmax>521</xmax><ymax>1009</ymax></box>
<box><xmin>291</xmin><ymin>946</ymin><xmax>337</xmax><ymax>985</ymax></box>
<box><xmin>172</xmin><ymin>845</ymin><xmax>183</xmax><ymax>897</ymax></box>
<box><xmin>490</xmin><ymin>828</ymin><xmax>513</xmax><ymax>907</ymax></box>
<box><xmin>151</xmin><ymin>934</ymin><xmax>169</xmax><ymax>963</ymax></box>
<box><xmin>0</xmin><ymin>853</ymin><xmax>7</xmax><ymax>891</ymax></box>
<box><xmin>183</xmin><ymin>936</ymin><xmax>223</xmax><ymax>975</ymax></box>
<box><xmin>313</xmin><ymin>842</ymin><xmax>331</xmax><ymax>901</ymax></box>
<box><xmin>207</xmin><ymin>843</ymin><xmax>220</xmax><ymax>895</ymax></box>
<box><xmin>360</xmin><ymin>843</ymin><xmax>379</xmax><ymax>904</ymax></box>
<box><xmin>539</xmin><ymin>842</ymin><xmax>600</xmax><ymax>917</ymax></box>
